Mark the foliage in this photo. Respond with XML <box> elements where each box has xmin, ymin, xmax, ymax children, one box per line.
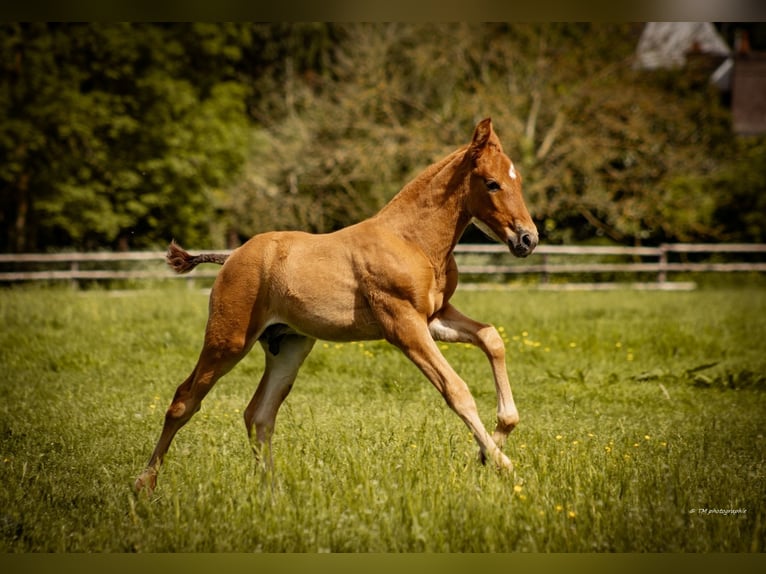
<box><xmin>225</xmin><ymin>23</ymin><xmax>766</xmax><ymax>245</ymax></box>
<box><xmin>710</xmin><ymin>137</ymin><xmax>766</xmax><ymax>242</ymax></box>
<box><xmin>1</xmin><ymin>23</ymin><xmax>764</xmax><ymax>252</ymax></box>
<box><xmin>0</xmin><ymin>285</ymin><xmax>764</xmax><ymax>551</ymax></box>
<box><xmin>0</xmin><ymin>23</ymin><xmax>251</xmax><ymax>251</ymax></box>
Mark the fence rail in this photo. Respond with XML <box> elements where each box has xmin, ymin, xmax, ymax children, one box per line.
<box><xmin>454</xmin><ymin>243</ymin><xmax>766</xmax><ymax>279</ymax></box>
<box><xmin>0</xmin><ymin>243</ymin><xmax>764</xmax><ymax>288</ymax></box>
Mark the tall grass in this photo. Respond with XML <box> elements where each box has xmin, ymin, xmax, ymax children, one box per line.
<box><xmin>0</xmin><ymin>284</ymin><xmax>764</xmax><ymax>552</ymax></box>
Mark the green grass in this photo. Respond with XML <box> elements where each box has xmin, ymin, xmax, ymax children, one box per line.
<box><xmin>0</xmin><ymin>283</ymin><xmax>765</xmax><ymax>552</ymax></box>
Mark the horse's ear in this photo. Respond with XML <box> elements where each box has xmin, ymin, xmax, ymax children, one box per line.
<box><xmin>469</xmin><ymin>117</ymin><xmax>493</xmax><ymax>160</ymax></box>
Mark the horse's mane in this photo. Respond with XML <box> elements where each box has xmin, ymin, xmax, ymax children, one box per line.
<box><xmin>377</xmin><ymin>144</ymin><xmax>469</xmax><ymax>217</ymax></box>
<box><xmin>411</xmin><ymin>145</ymin><xmax>469</xmax><ymax>185</ymax></box>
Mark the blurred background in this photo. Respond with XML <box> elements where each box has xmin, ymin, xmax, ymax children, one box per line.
<box><xmin>1</xmin><ymin>22</ymin><xmax>765</xmax><ymax>253</ymax></box>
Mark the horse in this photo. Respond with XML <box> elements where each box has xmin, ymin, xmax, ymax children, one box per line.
<box><xmin>134</xmin><ymin>118</ymin><xmax>538</xmax><ymax>493</ymax></box>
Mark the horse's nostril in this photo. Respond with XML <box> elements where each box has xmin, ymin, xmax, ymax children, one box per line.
<box><xmin>509</xmin><ymin>232</ymin><xmax>536</xmax><ymax>258</ymax></box>
<box><xmin>520</xmin><ymin>233</ymin><xmax>533</xmax><ymax>248</ymax></box>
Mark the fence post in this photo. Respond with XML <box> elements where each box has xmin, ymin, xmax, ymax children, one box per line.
<box><xmin>658</xmin><ymin>244</ymin><xmax>668</xmax><ymax>284</ymax></box>
<box><xmin>70</xmin><ymin>261</ymin><xmax>79</xmax><ymax>290</ymax></box>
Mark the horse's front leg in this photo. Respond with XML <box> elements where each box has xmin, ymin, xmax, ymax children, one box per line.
<box><xmin>428</xmin><ymin>304</ymin><xmax>519</xmax><ymax>458</ymax></box>
<box><xmin>380</xmin><ymin>306</ymin><xmax>513</xmax><ymax>472</ymax></box>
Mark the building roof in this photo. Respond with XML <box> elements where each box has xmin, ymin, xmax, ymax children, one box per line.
<box><xmin>635</xmin><ymin>22</ymin><xmax>731</xmax><ymax>70</ymax></box>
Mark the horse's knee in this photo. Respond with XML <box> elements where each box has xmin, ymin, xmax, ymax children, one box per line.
<box><xmin>478</xmin><ymin>325</ymin><xmax>506</xmax><ymax>359</ymax></box>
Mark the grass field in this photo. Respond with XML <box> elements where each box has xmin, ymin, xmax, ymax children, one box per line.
<box><xmin>0</xmin><ymin>282</ymin><xmax>765</xmax><ymax>552</ymax></box>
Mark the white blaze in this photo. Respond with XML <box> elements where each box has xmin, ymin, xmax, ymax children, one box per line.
<box><xmin>508</xmin><ymin>163</ymin><xmax>517</xmax><ymax>180</ymax></box>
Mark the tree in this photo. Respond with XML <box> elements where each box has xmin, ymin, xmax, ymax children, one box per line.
<box><xmin>226</xmin><ymin>23</ymin><xmax>762</xmax><ymax>247</ymax></box>
<box><xmin>2</xmin><ymin>23</ymin><xmax>762</xmax><ymax>252</ymax></box>
<box><xmin>0</xmin><ymin>23</ymin><xmax>251</xmax><ymax>252</ymax></box>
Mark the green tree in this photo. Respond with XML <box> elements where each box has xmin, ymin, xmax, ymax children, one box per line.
<box><xmin>225</xmin><ymin>23</ymin><xmax>763</xmax><ymax>246</ymax></box>
<box><xmin>2</xmin><ymin>23</ymin><xmax>762</xmax><ymax>252</ymax></box>
<box><xmin>0</xmin><ymin>23</ymin><xmax>251</xmax><ymax>252</ymax></box>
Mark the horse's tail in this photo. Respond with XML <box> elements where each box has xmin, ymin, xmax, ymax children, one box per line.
<box><xmin>166</xmin><ymin>240</ymin><xmax>229</xmax><ymax>274</ymax></box>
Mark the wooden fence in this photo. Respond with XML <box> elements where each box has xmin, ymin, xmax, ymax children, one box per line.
<box><xmin>0</xmin><ymin>243</ymin><xmax>764</xmax><ymax>289</ymax></box>
<box><xmin>453</xmin><ymin>243</ymin><xmax>766</xmax><ymax>289</ymax></box>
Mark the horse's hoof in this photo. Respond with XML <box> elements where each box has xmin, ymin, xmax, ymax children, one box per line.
<box><xmin>494</xmin><ymin>451</ymin><xmax>514</xmax><ymax>473</ymax></box>
<box><xmin>477</xmin><ymin>448</ymin><xmax>514</xmax><ymax>473</ymax></box>
<box><xmin>134</xmin><ymin>469</ymin><xmax>157</xmax><ymax>494</ymax></box>
<box><xmin>500</xmin><ymin>458</ymin><xmax>514</xmax><ymax>473</ymax></box>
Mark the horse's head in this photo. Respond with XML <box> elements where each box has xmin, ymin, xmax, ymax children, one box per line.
<box><xmin>464</xmin><ymin>118</ymin><xmax>538</xmax><ymax>258</ymax></box>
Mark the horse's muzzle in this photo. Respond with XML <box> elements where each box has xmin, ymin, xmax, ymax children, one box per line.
<box><xmin>508</xmin><ymin>230</ymin><xmax>538</xmax><ymax>258</ymax></box>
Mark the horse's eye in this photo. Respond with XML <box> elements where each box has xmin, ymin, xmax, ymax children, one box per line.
<box><xmin>486</xmin><ymin>180</ymin><xmax>501</xmax><ymax>192</ymax></box>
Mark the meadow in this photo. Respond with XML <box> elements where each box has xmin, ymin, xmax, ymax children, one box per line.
<box><xmin>0</xmin><ymin>282</ymin><xmax>764</xmax><ymax>552</ymax></box>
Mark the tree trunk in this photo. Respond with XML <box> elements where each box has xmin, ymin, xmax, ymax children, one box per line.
<box><xmin>11</xmin><ymin>173</ymin><xmax>30</xmax><ymax>253</ymax></box>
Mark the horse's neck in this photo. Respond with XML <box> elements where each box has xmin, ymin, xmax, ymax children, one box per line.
<box><xmin>373</xmin><ymin>149</ymin><xmax>471</xmax><ymax>266</ymax></box>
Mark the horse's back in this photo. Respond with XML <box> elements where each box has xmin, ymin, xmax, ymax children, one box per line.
<box><xmin>215</xmin><ymin>229</ymin><xmax>379</xmax><ymax>341</ymax></box>
<box><xmin>211</xmin><ymin>225</ymin><xmax>440</xmax><ymax>342</ymax></box>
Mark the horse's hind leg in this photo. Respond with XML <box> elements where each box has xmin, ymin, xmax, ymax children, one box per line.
<box><xmin>134</xmin><ymin>328</ymin><xmax>253</xmax><ymax>493</ymax></box>
<box><xmin>244</xmin><ymin>333</ymin><xmax>315</xmax><ymax>468</ymax></box>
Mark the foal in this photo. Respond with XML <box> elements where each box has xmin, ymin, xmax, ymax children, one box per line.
<box><xmin>135</xmin><ymin>118</ymin><xmax>538</xmax><ymax>492</ymax></box>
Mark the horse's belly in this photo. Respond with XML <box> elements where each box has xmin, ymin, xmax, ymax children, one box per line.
<box><xmin>271</xmin><ymin>265</ymin><xmax>383</xmax><ymax>342</ymax></box>
<box><xmin>278</xmin><ymin>294</ymin><xmax>383</xmax><ymax>342</ymax></box>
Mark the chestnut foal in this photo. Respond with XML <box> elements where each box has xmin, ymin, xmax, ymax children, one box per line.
<box><xmin>135</xmin><ymin>118</ymin><xmax>538</xmax><ymax>492</ymax></box>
